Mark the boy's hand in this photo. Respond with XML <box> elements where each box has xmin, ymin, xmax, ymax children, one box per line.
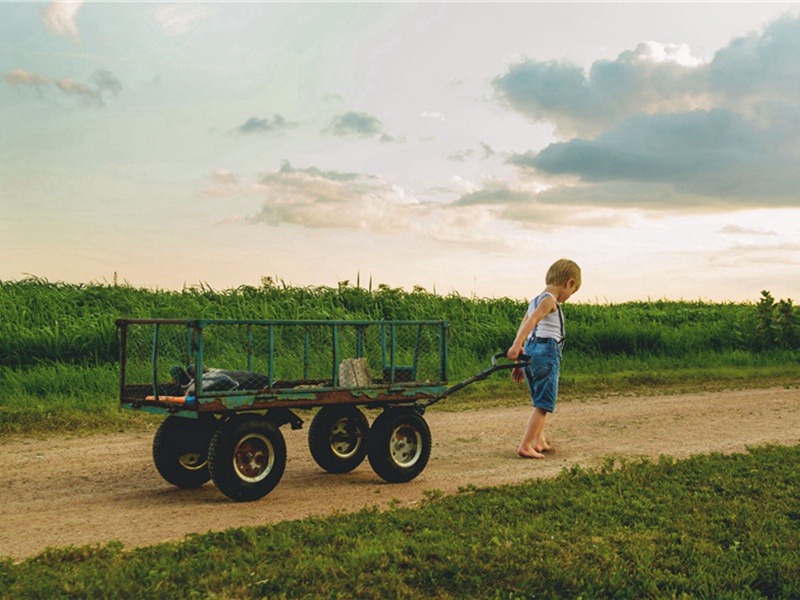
<box><xmin>511</xmin><ymin>366</ymin><xmax>524</xmax><ymax>385</ymax></box>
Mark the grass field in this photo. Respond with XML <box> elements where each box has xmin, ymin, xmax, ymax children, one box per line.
<box><xmin>1</xmin><ymin>277</ymin><xmax>798</xmax><ymax>435</ymax></box>
<box><xmin>2</xmin><ymin>444</ymin><xmax>798</xmax><ymax>598</ymax></box>
<box><xmin>1</xmin><ymin>278</ymin><xmax>799</xmax><ymax>597</ymax></box>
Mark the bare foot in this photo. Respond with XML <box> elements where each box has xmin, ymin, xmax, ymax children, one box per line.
<box><xmin>518</xmin><ymin>447</ymin><xmax>545</xmax><ymax>459</ymax></box>
<box><xmin>534</xmin><ymin>443</ymin><xmax>553</xmax><ymax>453</ymax></box>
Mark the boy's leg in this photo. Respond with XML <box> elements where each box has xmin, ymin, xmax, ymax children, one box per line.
<box><xmin>518</xmin><ymin>408</ymin><xmax>547</xmax><ymax>458</ymax></box>
<box><xmin>531</xmin><ymin>408</ymin><xmax>551</xmax><ymax>452</ymax></box>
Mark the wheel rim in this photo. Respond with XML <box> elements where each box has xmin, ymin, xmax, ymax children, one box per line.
<box><xmin>178</xmin><ymin>452</ymin><xmax>206</xmax><ymax>471</ymax></box>
<box><xmin>389</xmin><ymin>423</ymin><xmax>423</xmax><ymax>467</ymax></box>
<box><xmin>330</xmin><ymin>417</ymin><xmax>363</xmax><ymax>459</ymax></box>
<box><xmin>233</xmin><ymin>433</ymin><xmax>275</xmax><ymax>483</ymax></box>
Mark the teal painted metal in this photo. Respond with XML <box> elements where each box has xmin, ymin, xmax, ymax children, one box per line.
<box><xmin>246</xmin><ymin>324</ymin><xmax>253</xmax><ymax>371</ymax></box>
<box><xmin>356</xmin><ymin>325</ymin><xmax>365</xmax><ymax>358</ymax></box>
<box><xmin>195</xmin><ymin>322</ymin><xmax>204</xmax><ymax>394</ymax></box>
<box><xmin>413</xmin><ymin>323</ymin><xmax>422</xmax><ymax>378</ymax></box>
<box><xmin>332</xmin><ymin>324</ymin><xmax>339</xmax><ymax>387</ymax></box>
<box><xmin>188</xmin><ymin>318</ymin><xmax>445</xmax><ymax>328</ymax></box>
<box><xmin>117</xmin><ymin>319</ymin><xmax>455</xmax><ymax>413</ymax></box>
<box><xmin>380</xmin><ymin>324</ymin><xmax>387</xmax><ymax>370</ymax></box>
<box><xmin>303</xmin><ymin>327</ymin><xmax>310</xmax><ymax>380</ymax></box>
<box><xmin>440</xmin><ymin>322</ymin><xmax>448</xmax><ymax>383</ymax></box>
<box><xmin>151</xmin><ymin>322</ymin><xmax>160</xmax><ymax>401</ymax></box>
<box><xmin>268</xmin><ymin>324</ymin><xmax>274</xmax><ymax>387</ymax></box>
<box><xmin>121</xmin><ymin>403</ymin><xmax>198</xmax><ymax>419</ymax></box>
<box><xmin>389</xmin><ymin>323</ymin><xmax>396</xmax><ymax>382</ymax></box>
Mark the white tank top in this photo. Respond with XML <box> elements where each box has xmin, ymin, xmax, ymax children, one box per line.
<box><xmin>526</xmin><ymin>292</ymin><xmax>564</xmax><ymax>342</ymax></box>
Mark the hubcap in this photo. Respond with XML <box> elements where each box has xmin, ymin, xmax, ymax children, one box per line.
<box><xmin>178</xmin><ymin>451</ymin><xmax>205</xmax><ymax>470</ymax></box>
<box><xmin>330</xmin><ymin>417</ymin><xmax>362</xmax><ymax>459</ymax></box>
<box><xmin>389</xmin><ymin>424</ymin><xmax>422</xmax><ymax>467</ymax></box>
<box><xmin>233</xmin><ymin>433</ymin><xmax>274</xmax><ymax>483</ymax></box>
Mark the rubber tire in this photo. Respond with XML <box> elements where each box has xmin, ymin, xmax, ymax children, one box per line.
<box><xmin>152</xmin><ymin>416</ymin><xmax>217</xmax><ymax>488</ymax></box>
<box><xmin>208</xmin><ymin>416</ymin><xmax>286</xmax><ymax>502</ymax></box>
<box><xmin>367</xmin><ymin>408</ymin><xmax>431</xmax><ymax>483</ymax></box>
<box><xmin>308</xmin><ymin>406</ymin><xmax>370</xmax><ymax>474</ymax></box>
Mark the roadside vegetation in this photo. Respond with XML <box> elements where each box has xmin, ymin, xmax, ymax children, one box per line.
<box><xmin>2</xmin><ymin>278</ymin><xmax>799</xmax><ymax>597</ymax></box>
<box><xmin>1</xmin><ymin>277</ymin><xmax>798</xmax><ymax>435</ymax></box>
<box><xmin>2</xmin><ymin>444</ymin><xmax>799</xmax><ymax>598</ymax></box>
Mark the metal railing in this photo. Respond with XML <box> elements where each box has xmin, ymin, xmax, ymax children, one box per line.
<box><xmin>117</xmin><ymin>319</ymin><xmax>449</xmax><ymax>404</ymax></box>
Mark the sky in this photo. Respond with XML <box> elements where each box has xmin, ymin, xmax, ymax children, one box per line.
<box><xmin>2</xmin><ymin>1</ymin><xmax>800</xmax><ymax>303</ymax></box>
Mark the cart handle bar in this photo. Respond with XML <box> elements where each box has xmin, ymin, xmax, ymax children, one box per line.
<box><xmin>421</xmin><ymin>352</ymin><xmax>531</xmax><ymax>408</ymax></box>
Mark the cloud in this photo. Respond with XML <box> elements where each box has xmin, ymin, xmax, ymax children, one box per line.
<box><xmin>493</xmin><ymin>13</ymin><xmax>800</xmax><ymax>137</ymax></box>
<box><xmin>4</xmin><ymin>70</ymin><xmax>51</xmax><ymax>90</ymax></box>
<box><xmin>493</xmin><ymin>44</ymin><xmax>708</xmax><ymax>137</ymax></box>
<box><xmin>41</xmin><ymin>0</ymin><xmax>84</xmax><ymax>44</ymax></box>
<box><xmin>248</xmin><ymin>162</ymin><xmax>414</xmax><ymax>233</ymax></box>
<box><xmin>329</xmin><ymin>111</ymin><xmax>384</xmax><ymax>137</ymax></box>
<box><xmin>709</xmin><ymin>13</ymin><xmax>800</xmax><ymax>102</ymax></box>
<box><xmin>513</xmin><ymin>107</ymin><xmax>800</xmax><ymax>204</ymax></box>
<box><xmin>90</xmin><ymin>69</ymin><xmax>123</xmax><ymax>96</ymax></box>
<box><xmin>719</xmin><ymin>225</ymin><xmax>776</xmax><ymax>236</ymax></box>
<box><xmin>326</xmin><ymin>111</ymin><xmax>402</xmax><ymax>142</ymax></box>
<box><xmin>237</xmin><ymin>114</ymin><xmax>297</xmax><ymax>135</ymax></box>
<box><xmin>421</xmin><ymin>111</ymin><xmax>445</xmax><ymax>121</ymax></box>
<box><xmin>152</xmin><ymin>4</ymin><xmax>219</xmax><ymax>37</ymax></box>
<box><xmin>448</xmin><ymin>143</ymin><xmax>496</xmax><ymax>163</ymax></box>
<box><xmin>451</xmin><ymin>180</ymin><xmax>629</xmax><ymax>229</ymax></box>
<box><xmin>55</xmin><ymin>77</ymin><xmax>102</xmax><ymax>105</ymax></box>
<box><xmin>232</xmin><ymin>162</ymin><xmax>511</xmax><ymax>247</ymax></box>
<box><xmin>495</xmin><ymin>12</ymin><xmax>800</xmax><ymax>209</ymax></box>
<box><xmin>201</xmin><ymin>169</ymin><xmax>242</xmax><ymax>199</ymax></box>
<box><xmin>710</xmin><ymin>241</ymin><xmax>800</xmax><ymax>268</ymax></box>
<box><xmin>4</xmin><ymin>68</ymin><xmax>123</xmax><ymax>107</ymax></box>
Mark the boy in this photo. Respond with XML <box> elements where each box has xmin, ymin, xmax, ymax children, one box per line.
<box><xmin>507</xmin><ymin>259</ymin><xmax>581</xmax><ymax>458</ymax></box>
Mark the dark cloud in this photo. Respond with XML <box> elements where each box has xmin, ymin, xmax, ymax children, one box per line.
<box><xmin>495</xmin><ymin>12</ymin><xmax>800</xmax><ymax>208</ymax></box>
<box><xmin>494</xmin><ymin>13</ymin><xmax>800</xmax><ymax>137</ymax></box>
<box><xmin>89</xmin><ymin>69</ymin><xmax>122</xmax><ymax>96</ymax></box>
<box><xmin>275</xmin><ymin>161</ymin><xmax>362</xmax><ymax>182</ymax></box>
<box><xmin>454</xmin><ymin>186</ymin><xmax>532</xmax><ymax>207</ymax></box>
<box><xmin>493</xmin><ymin>47</ymin><xmax>704</xmax><ymax>136</ymax></box>
<box><xmin>330</xmin><ymin>111</ymin><xmax>383</xmax><ymax>137</ymax></box>
<box><xmin>326</xmin><ymin>111</ymin><xmax>404</xmax><ymax>142</ymax></box>
<box><xmin>237</xmin><ymin>114</ymin><xmax>296</xmax><ymax>134</ymax></box>
<box><xmin>710</xmin><ymin>14</ymin><xmax>800</xmax><ymax>99</ymax></box>
<box><xmin>450</xmin><ymin>181</ymin><xmax>630</xmax><ymax>228</ymax></box>
<box><xmin>513</xmin><ymin>107</ymin><xmax>800</xmax><ymax>203</ymax></box>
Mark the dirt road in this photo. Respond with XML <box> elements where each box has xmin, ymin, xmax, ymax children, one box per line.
<box><xmin>2</xmin><ymin>387</ymin><xmax>799</xmax><ymax>560</ymax></box>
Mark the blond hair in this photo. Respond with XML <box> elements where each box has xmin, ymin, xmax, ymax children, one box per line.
<box><xmin>546</xmin><ymin>259</ymin><xmax>581</xmax><ymax>292</ymax></box>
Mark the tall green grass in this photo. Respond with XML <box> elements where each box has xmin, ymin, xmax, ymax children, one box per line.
<box><xmin>1</xmin><ymin>277</ymin><xmax>797</xmax><ymax>434</ymax></box>
<box><xmin>2</xmin><ymin>444</ymin><xmax>799</xmax><ymax>597</ymax></box>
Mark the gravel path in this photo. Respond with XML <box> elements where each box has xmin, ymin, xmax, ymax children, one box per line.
<box><xmin>2</xmin><ymin>387</ymin><xmax>799</xmax><ymax>560</ymax></box>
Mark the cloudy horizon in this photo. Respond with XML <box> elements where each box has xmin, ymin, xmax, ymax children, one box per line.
<box><xmin>2</xmin><ymin>2</ymin><xmax>800</xmax><ymax>302</ymax></box>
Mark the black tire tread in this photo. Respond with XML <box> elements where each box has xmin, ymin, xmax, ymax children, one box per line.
<box><xmin>208</xmin><ymin>416</ymin><xmax>286</xmax><ymax>502</ymax></box>
<box><xmin>308</xmin><ymin>406</ymin><xmax>369</xmax><ymax>474</ymax></box>
<box><xmin>152</xmin><ymin>416</ymin><xmax>215</xmax><ymax>489</ymax></box>
<box><xmin>367</xmin><ymin>408</ymin><xmax>431</xmax><ymax>483</ymax></box>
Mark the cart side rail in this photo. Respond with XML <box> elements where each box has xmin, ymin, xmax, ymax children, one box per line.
<box><xmin>116</xmin><ymin>319</ymin><xmax>450</xmax><ymax>408</ymax></box>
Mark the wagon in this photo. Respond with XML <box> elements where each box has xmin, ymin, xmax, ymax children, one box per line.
<box><xmin>116</xmin><ymin>319</ymin><xmax>527</xmax><ymax>502</ymax></box>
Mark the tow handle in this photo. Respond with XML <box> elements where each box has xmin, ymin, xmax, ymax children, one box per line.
<box><xmin>421</xmin><ymin>352</ymin><xmax>531</xmax><ymax>408</ymax></box>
